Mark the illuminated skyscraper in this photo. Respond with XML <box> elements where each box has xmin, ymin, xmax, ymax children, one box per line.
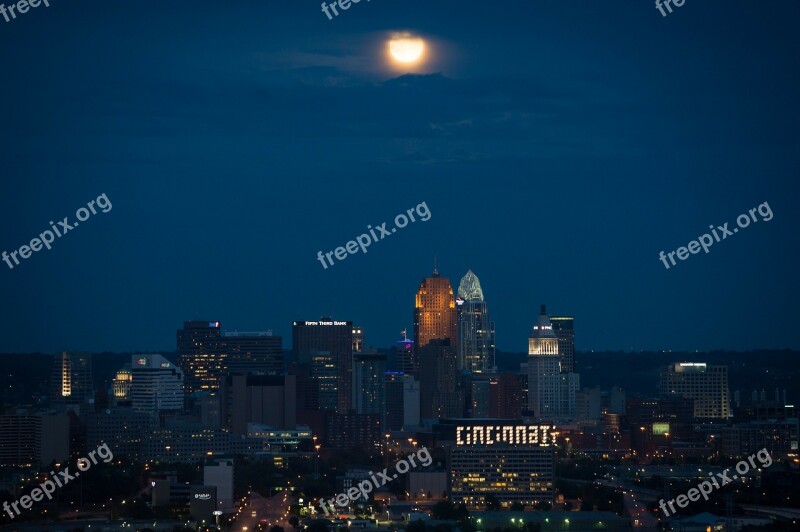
<box><xmin>413</xmin><ymin>268</ymin><xmax>457</xmax><ymax>349</ymax></box>
<box><xmin>50</xmin><ymin>351</ymin><xmax>93</xmax><ymax>406</ymax></box>
<box><xmin>659</xmin><ymin>362</ymin><xmax>731</xmax><ymax>419</ymax></box>
<box><xmin>113</xmin><ymin>364</ymin><xmax>132</xmax><ymax>401</ymax></box>
<box><xmin>178</xmin><ymin>321</ymin><xmax>225</xmax><ymax>393</ymax></box>
<box><xmin>527</xmin><ymin>305</ymin><xmax>579</xmax><ymax>420</ymax></box>
<box><xmin>456</xmin><ymin>270</ymin><xmax>495</xmax><ymax>372</ymax></box>
<box><xmin>293</xmin><ymin>318</ymin><xmax>353</xmax><ymax>413</ymax></box>
<box><xmin>130</xmin><ymin>354</ymin><xmax>184</xmax><ymax>413</ymax></box>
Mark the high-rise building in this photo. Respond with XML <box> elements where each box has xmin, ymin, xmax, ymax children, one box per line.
<box><xmin>221</xmin><ymin>374</ymin><xmax>297</xmax><ymax>434</ymax></box>
<box><xmin>448</xmin><ymin>421</ymin><xmax>557</xmax><ymax>508</ymax></box>
<box><xmin>659</xmin><ymin>362</ymin><xmax>731</xmax><ymax>419</ymax></box>
<box><xmin>177</xmin><ymin>321</ymin><xmax>225</xmax><ymax>393</ymax></box>
<box><xmin>419</xmin><ymin>340</ymin><xmax>464</xmax><ymax>419</ymax></box>
<box><xmin>414</xmin><ymin>268</ymin><xmax>458</xmax><ymax>349</ymax></box>
<box><xmin>550</xmin><ymin>316</ymin><xmax>575</xmax><ymax>373</ymax></box>
<box><xmin>469</xmin><ymin>378</ymin><xmax>492</xmax><ymax>418</ymax></box>
<box><xmin>50</xmin><ymin>351</ymin><xmax>93</xmax><ymax>406</ymax></box>
<box><xmin>527</xmin><ymin>306</ymin><xmax>561</xmax><ymax>419</ymax></box>
<box><xmin>131</xmin><ymin>354</ymin><xmax>185</xmax><ymax>414</ymax></box>
<box><xmin>293</xmin><ymin>319</ymin><xmax>353</xmax><ymax>413</ymax></box>
<box><xmin>310</xmin><ymin>351</ymin><xmax>338</xmax><ymax>411</ymax></box>
<box><xmin>489</xmin><ymin>373</ymin><xmax>524</xmax><ymax>419</ymax></box>
<box><xmin>113</xmin><ymin>364</ymin><xmax>133</xmax><ymax>401</ymax></box>
<box><xmin>527</xmin><ymin>305</ymin><xmax>579</xmax><ymax>420</ymax></box>
<box><xmin>204</xmin><ymin>459</ymin><xmax>235</xmax><ymax>512</ymax></box>
<box><xmin>456</xmin><ymin>270</ymin><xmax>495</xmax><ymax>373</ymax></box>
<box><xmin>395</xmin><ymin>330</ymin><xmax>416</xmax><ymax>374</ymax></box>
<box><xmin>223</xmin><ymin>331</ymin><xmax>283</xmax><ymax>375</ymax></box>
<box><xmin>0</xmin><ymin>413</ymin><xmax>69</xmax><ymax>467</ymax></box>
<box><xmin>385</xmin><ymin>373</ymin><xmax>420</xmax><ymax>430</ymax></box>
<box><xmin>352</xmin><ymin>353</ymin><xmax>387</xmax><ymax>419</ymax></box>
<box><xmin>325</xmin><ymin>413</ymin><xmax>381</xmax><ymax>450</ymax></box>
<box><xmin>352</xmin><ymin>326</ymin><xmax>364</xmax><ymax>354</ymax></box>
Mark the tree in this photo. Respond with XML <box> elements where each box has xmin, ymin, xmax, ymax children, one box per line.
<box><xmin>510</xmin><ymin>502</ymin><xmax>524</xmax><ymax>511</ymax></box>
<box><xmin>270</xmin><ymin>526</ymin><xmax>286</xmax><ymax>532</ymax></box>
<box><xmin>288</xmin><ymin>515</ymin><xmax>300</xmax><ymax>529</ymax></box>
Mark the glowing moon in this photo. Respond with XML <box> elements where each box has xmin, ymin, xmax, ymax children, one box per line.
<box><xmin>388</xmin><ymin>36</ymin><xmax>426</xmax><ymax>64</ymax></box>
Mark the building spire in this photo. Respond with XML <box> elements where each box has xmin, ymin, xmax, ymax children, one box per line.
<box><xmin>433</xmin><ymin>255</ymin><xmax>439</xmax><ymax>277</ymax></box>
<box><xmin>540</xmin><ymin>304</ymin><xmax>547</xmax><ymax>316</ymax></box>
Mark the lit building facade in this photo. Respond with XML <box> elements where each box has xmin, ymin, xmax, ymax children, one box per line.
<box><xmin>352</xmin><ymin>326</ymin><xmax>364</xmax><ymax>353</ymax></box>
<box><xmin>659</xmin><ymin>362</ymin><xmax>731</xmax><ymax>419</ymax></box>
<box><xmin>177</xmin><ymin>320</ymin><xmax>225</xmax><ymax>393</ymax></box>
<box><xmin>527</xmin><ymin>306</ymin><xmax>579</xmax><ymax>420</ymax></box>
<box><xmin>293</xmin><ymin>319</ymin><xmax>353</xmax><ymax>413</ymax></box>
<box><xmin>456</xmin><ymin>270</ymin><xmax>495</xmax><ymax>373</ymax></box>
<box><xmin>131</xmin><ymin>354</ymin><xmax>184</xmax><ymax>413</ymax></box>
<box><xmin>113</xmin><ymin>364</ymin><xmax>133</xmax><ymax>401</ymax></box>
<box><xmin>413</xmin><ymin>268</ymin><xmax>458</xmax><ymax>349</ymax></box>
<box><xmin>50</xmin><ymin>351</ymin><xmax>93</xmax><ymax>406</ymax></box>
<box><xmin>448</xmin><ymin>421</ymin><xmax>557</xmax><ymax>508</ymax></box>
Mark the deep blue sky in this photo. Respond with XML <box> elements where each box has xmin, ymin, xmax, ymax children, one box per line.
<box><xmin>0</xmin><ymin>1</ymin><xmax>798</xmax><ymax>354</ymax></box>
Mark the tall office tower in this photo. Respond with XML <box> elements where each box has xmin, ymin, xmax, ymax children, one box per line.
<box><xmin>293</xmin><ymin>319</ymin><xmax>353</xmax><ymax>413</ymax></box>
<box><xmin>50</xmin><ymin>351</ymin><xmax>93</xmax><ymax>406</ymax></box>
<box><xmin>0</xmin><ymin>414</ymin><xmax>69</xmax><ymax>467</ymax></box>
<box><xmin>659</xmin><ymin>362</ymin><xmax>731</xmax><ymax>419</ymax></box>
<box><xmin>396</xmin><ymin>330</ymin><xmax>416</xmax><ymax>374</ymax></box>
<box><xmin>352</xmin><ymin>326</ymin><xmax>364</xmax><ymax>353</ymax></box>
<box><xmin>177</xmin><ymin>321</ymin><xmax>225</xmax><ymax>393</ymax></box>
<box><xmin>419</xmin><ymin>340</ymin><xmax>464</xmax><ymax>419</ymax></box>
<box><xmin>550</xmin><ymin>316</ymin><xmax>575</xmax><ymax>373</ymax></box>
<box><xmin>353</xmin><ymin>353</ymin><xmax>387</xmax><ymax>423</ymax></box>
<box><xmin>489</xmin><ymin>373</ymin><xmax>524</xmax><ymax>419</ymax></box>
<box><xmin>222</xmin><ymin>374</ymin><xmax>296</xmax><ymax>433</ymax></box>
<box><xmin>527</xmin><ymin>305</ymin><xmax>564</xmax><ymax>419</ymax></box>
<box><xmin>130</xmin><ymin>354</ymin><xmax>185</xmax><ymax>414</ymax></box>
<box><xmin>385</xmin><ymin>373</ymin><xmax>421</xmax><ymax>430</ymax></box>
<box><xmin>113</xmin><ymin>364</ymin><xmax>133</xmax><ymax>401</ymax></box>
<box><xmin>456</xmin><ymin>270</ymin><xmax>496</xmax><ymax>372</ymax></box>
<box><xmin>310</xmin><ymin>351</ymin><xmax>338</xmax><ymax>411</ymax></box>
<box><xmin>413</xmin><ymin>268</ymin><xmax>458</xmax><ymax>349</ymax></box>
<box><xmin>222</xmin><ymin>331</ymin><xmax>283</xmax><ymax>375</ymax></box>
<box><xmin>470</xmin><ymin>378</ymin><xmax>492</xmax><ymax>417</ymax></box>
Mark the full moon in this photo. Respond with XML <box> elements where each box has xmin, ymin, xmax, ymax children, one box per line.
<box><xmin>388</xmin><ymin>36</ymin><xmax>426</xmax><ymax>64</ymax></box>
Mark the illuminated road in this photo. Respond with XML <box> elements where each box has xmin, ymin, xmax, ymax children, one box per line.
<box><xmin>230</xmin><ymin>491</ymin><xmax>294</xmax><ymax>532</ymax></box>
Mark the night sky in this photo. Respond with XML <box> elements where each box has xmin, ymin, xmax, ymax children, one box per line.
<box><xmin>0</xmin><ymin>0</ymin><xmax>798</xmax><ymax>354</ymax></box>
